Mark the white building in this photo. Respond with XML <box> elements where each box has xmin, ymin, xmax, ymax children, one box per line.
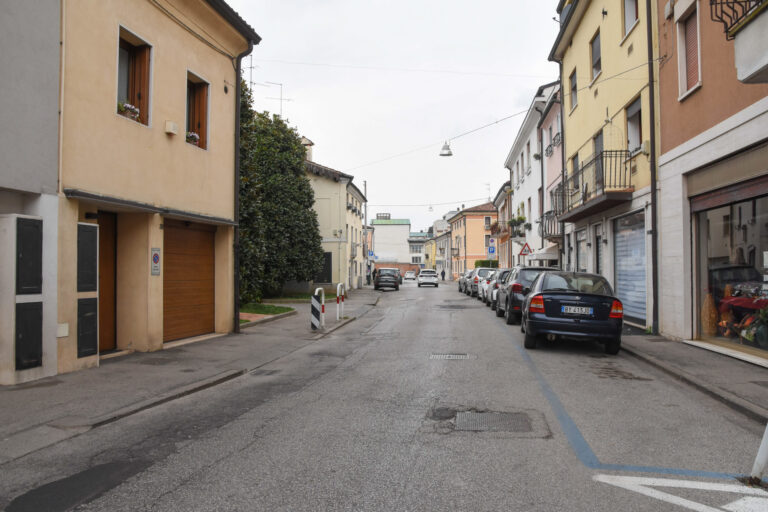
<box><xmin>504</xmin><ymin>82</ymin><xmax>559</xmax><ymax>266</ymax></box>
<box><xmin>370</xmin><ymin>213</ymin><xmax>410</xmax><ymax>264</ymax></box>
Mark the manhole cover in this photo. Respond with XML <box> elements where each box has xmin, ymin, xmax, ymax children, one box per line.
<box><xmin>430</xmin><ymin>353</ymin><xmax>469</xmax><ymax>360</ymax></box>
<box><xmin>455</xmin><ymin>411</ymin><xmax>532</xmax><ymax>432</ymax></box>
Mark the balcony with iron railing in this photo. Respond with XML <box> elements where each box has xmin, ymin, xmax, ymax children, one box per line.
<box><xmin>539</xmin><ymin>210</ymin><xmax>562</xmax><ymax>240</ymax></box>
<box><xmin>557</xmin><ymin>150</ymin><xmax>634</xmax><ymax>223</ymax></box>
<box><xmin>710</xmin><ymin>0</ymin><xmax>766</xmax><ymax>39</ymax></box>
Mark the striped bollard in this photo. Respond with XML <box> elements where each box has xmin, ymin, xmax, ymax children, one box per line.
<box><xmin>311</xmin><ymin>287</ymin><xmax>325</xmax><ymax>330</ymax></box>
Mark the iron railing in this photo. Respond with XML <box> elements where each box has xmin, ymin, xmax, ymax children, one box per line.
<box><xmin>552</xmin><ymin>132</ymin><xmax>562</xmax><ymax>147</ymax></box>
<box><xmin>710</xmin><ymin>0</ymin><xmax>767</xmax><ymax>39</ymax></box>
<box><xmin>539</xmin><ymin>210</ymin><xmax>562</xmax><ymax>239</ymax></box>
<box><xmin>562</xmin><ymin>150</ymin><xmax>632</xmax><ymax>213</ymax></box>
<box><xmin>544</xmin><ymin>144</ymin><xmax>553</xmax><ymax>157</ymax></box>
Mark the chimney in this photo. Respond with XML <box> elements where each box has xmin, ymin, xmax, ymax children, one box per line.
<box><xmin>300</xmin><ymin>136</ymin><xmax>314</xmax><ymax>161</ymax></box>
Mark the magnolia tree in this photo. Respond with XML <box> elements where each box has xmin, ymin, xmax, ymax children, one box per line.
<box><xmin>239</xmin><ymin>80</ymin><xmax>324</xmax><ymax>300</ymax></box>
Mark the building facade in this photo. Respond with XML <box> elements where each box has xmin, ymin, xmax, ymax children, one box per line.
<box><xmin>371</xmin><ymin>214</ymin><xmax>411</xmax><ymax>264</ymax></box>
<box><xmin>550</xmin><ymin>0</ymin><xmax>659</xmax><ymax>328</ymax></box>
<box><xmin>449</xmin><ymin>202</ymin><xmax>497</xmax><ymax>279</ymax></box>
<box><xmin>537</xmin><ymin>83</ymin><xmax>564</xmax><ymax>266</ymax></box>
<box><xmin>408</xmin><ymin>231</ymin><xmax>429</xmax><ymax>267</ymax></box>
<box><xmin>56</xmin><ymin>0</ymin><xmax>259</xmax><ymax>375</ymax></box>
<box><xmin>0</xmin><ymin>0</ymin><xmax>61</xmax><ymax>384</ymax></box>
<box><xmin>504</xmin><ymin>82</ymin><xmax>557</xmax><ymax>267</ymax></box>
<box><xmin>655</xmin><ymin>0</ymin><xmax>768</xmax><ymax>356</ymax></box>
<box><xmin>492</xmin><ymin>182</ymin><xmax>513</xmax><ymax>267</ymax></box>
<box><xmin>306</xmin><ymin>161</ymin><xmax>366</xmax><ymax>291</ymax></box>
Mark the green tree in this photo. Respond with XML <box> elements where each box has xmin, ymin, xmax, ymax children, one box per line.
<box><xmin>239</xmin><ymin>81</ymin><xmax>324</xmax><ymax>299</ymax></box>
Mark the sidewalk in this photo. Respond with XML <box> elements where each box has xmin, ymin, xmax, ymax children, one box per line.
<box><xmin>621</xmin><ymin>335</ymin><xmax>768</xmax><ymax>423</ymax></box>
<box><xmin>0</xmin><ymin>287</ymin><xmax>379</xmax><ymax>465</ymax></box>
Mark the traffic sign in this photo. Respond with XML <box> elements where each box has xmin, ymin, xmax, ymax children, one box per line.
<box><xmin>489</xmin><ymin>238</ymin><xmax>495</xmax><ymax>245</ymax></box>
<box><xmin>488</xmin><ymin>246</ymin><xmax>495</xmax><ymax>254</ymax></box>
<box><xmin>519</xmin><ymin>243</ymin><xmax>532</xmax><ymax>256</ymax></box>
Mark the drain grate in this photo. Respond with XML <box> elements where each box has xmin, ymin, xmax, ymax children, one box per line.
<box><xmin>455</xmin><ymin>411</ymin><xmax>532</xmax><ymax>432</ymax></box>
<box><xmin>430</xmin><ymin>353</ymin><xmax>469</xmax><ymax>360</ymax></box>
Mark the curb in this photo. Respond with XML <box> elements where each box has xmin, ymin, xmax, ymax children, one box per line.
<box><xmin>312</xmin><ymin>316</ymin><xmax>357</xmax><ymax>340</ymax></box>
<box><xmin>621</xmin><ymin>345</ymin><xmax>768</xmax><ymax>424</ymax></box>
<box><xmin>240</xmin><ymin>309</ymin><xmax>297</xmax><ymax>328</ymax></box>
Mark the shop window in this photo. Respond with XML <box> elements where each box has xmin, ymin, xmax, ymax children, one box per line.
<box><xmin>576</xmin><ymin>230</ymin><xmax>588</xmax><ymax>272</ymax></box>
<box><xmin>187</xmin><ymin>72</ymin><xmax>209</xmax><ymax>149</ymax></box>
<box><xmin>696</xmin><ymin>194</ymin><xmax>768</xmax><ymax>351</ymax></box>
<box><xmin>117</xmin><ymin>28</ymin><xmax>151</xmax><ymax>125</ymax></box>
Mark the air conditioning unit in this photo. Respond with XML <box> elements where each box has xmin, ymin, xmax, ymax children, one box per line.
<box><xmin>0</xmin><ymin>215</ymin><xmax>43</xmax><ymax>384</ymax></box>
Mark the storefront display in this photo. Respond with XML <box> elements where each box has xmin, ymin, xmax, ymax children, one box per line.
<box><xmin>696</xmin><ymin>194</ymin><xmax>768</xmax><ymax>351</ymax></box>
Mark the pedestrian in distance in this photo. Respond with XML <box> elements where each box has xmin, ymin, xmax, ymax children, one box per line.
<box><xmin>441</xmin><ymin>269</ymin><xmax>445</xmax><ymax>281</ymax></box>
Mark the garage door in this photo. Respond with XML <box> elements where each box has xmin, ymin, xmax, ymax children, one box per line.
<box><xmin>163</xmin><ymin>220</ymin><xmax>215</xmax><ymax>342</ymax></box>
<box><xmin>613</xmin><ymin>211</ymin><xmax>646</xmax><ymax>324</ymax></box>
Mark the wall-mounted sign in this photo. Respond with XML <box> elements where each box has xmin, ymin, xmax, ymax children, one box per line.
<box><xmin>151</xmin><ymin>248</ymin><xmax>161</xmax><ymax>275</ymax></box>
<box><xmin>488</xmin><ymin>246</ymin><xmax>495</xmax><ymax>254</ymax></box>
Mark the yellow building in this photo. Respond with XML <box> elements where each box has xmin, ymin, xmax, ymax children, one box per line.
<box><xmin>549</xmin><ymin>0</ymin><xmax>659</xmax><ymax>329</ymax></box>
<box><xmin>306</xmin><ymin>161</ymin><xmax>366</xmax><ymax>291</ymax></box>
<box><xmin>424</xmin><ymin>238</ymin><xmax>437</xmax><ymax>270</ymax></box>
<box><xmin>57</xmin><ymin>0</ymin><xmax>260</xmax><ymax>374</ymax></box>
<box><xmin>449</xmin><ymin>202</ymin><xmax>497</xmax><ymax>279</ymax></box>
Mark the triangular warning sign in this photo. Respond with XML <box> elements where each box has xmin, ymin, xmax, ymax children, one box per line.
<box><xmin>519</xmin><ymin>242</ymin><xmax>532</xmax><ymax>256</ymax></box>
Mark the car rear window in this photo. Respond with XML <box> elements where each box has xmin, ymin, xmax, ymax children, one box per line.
<box><xmin>379</xmin><ymin>269</ymin><xmax>397</xmax><ymax>276</ymax></box>
<box><xmin>497</xmin><ymin>270</ymin><xmax>510</xmax><ymax>281</ymax></box>
<box><xmin>542</xmin><ymin>273</ymin><xmax>613</xmax><ymax>295</ymax></box>
<box><xmin>518</xmin><ymin>269</ymin><xmax>544</xmax><ymax>285</ymax></box>
<box><xmin>477</xmin><ymin>269</ymin><xmax>492</xmax><ymax>277</ymax></box>
<box><xmin>420</xmin><ymin>271</ymin><xmax>436</xmax><ymax>275</ymax></box>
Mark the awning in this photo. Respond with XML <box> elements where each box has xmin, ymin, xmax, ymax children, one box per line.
<box><xmin>528</xmin><ymin>244</ymin><xmax>560</xmax><ymax>261</ymax></box>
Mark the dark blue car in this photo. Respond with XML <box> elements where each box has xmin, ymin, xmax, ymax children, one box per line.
<box><xmin>521</xmin><ymin>272</ymin><xmax>623</xmax><ymax>354</ymax></box>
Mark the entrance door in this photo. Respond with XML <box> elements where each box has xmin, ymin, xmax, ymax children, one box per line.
<box><xmin>98</xmin><ymin>211</ymin><xmax>117</xmax><ymax>352</ymax></box>
<box><xmin>163</xmin><ymin>220</ymin><xmax>215</xmax><ymax>342</ymax></box>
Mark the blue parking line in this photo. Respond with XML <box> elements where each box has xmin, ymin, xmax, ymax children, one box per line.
<box><xmin>514</xmin><ymin>343</ymin><xmax>741</xmax><ymax>480</ymax></box>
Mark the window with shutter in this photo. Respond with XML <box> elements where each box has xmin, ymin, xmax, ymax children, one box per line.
<box><xmin>117</xmin><ymin>28</ymin><xmax>151</xmax><ymax>125</ymax></box>
<box><xmin>591</xmin><ymin>32</ymin><xmax>601</xmax><ymax>79</ymax></box>
<box><xmin>684</xmin><ymin>12</ymin><xmax>699</xmax><ymax>90</ymax></box>
<box><xmin>569</xmin><ymin>69</ymin><xmax>578</xmax><ymax>108</ymax></box>
<box><xmin>624</xmin><ymin>0</ymin><xmax>638</xmax><ymax>34</ymax></box>
<box><xmin>186</xmin><ymin>72</ymin><xmax>209</xmax><ymax>149</ymax></box>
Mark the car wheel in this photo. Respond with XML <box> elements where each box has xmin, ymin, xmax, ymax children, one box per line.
<box><xmin>524</xmin><ymin>331</ymin><xmax>537</xmax><ymax>349</ymax></box>
<box><xmin>495</xmin><ymin>300</ymin><xmax>504</xmax><ymax>317</ymax></box>
<box><xmin>491</xmin><ymin>300</ymin><xmax>496</xmax><ymax>312</ymax></box>
<box><xmin>504</xmin><ymin>301</ymin><xmax>515</xmax><ymax>325</ymax></box>
<box><xmin>604</xmin><ymin>337</ymin><xmax>621</xmax><ymax>355</ymax></box>
<box><xmin>418</xmin><ymin>284</ymin><xmax>421</xmax><ymax>287</ymax></box>
<box><xmin>374</xmin><ymin>286</ymin><xmax>379</xmax><ymax>290</ymax></box>
<box><xmin>435</xmin><ymin>284</ymin><xmax>438</xmax><ymax>288</ymax></box>
<box><xmin>395</xmin><ymin>286</ymin><xmax>399</xmax><ymax>291</ymax></box>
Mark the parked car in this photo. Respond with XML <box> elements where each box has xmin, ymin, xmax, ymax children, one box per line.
<box><xmin>496</xmin><ymin>266</ymin><xmax>558</xmax><ymax>324</ymax></box>
<box><xmin>468</xmin><ymin>267</ymin><xmax>495</xmax><ymax>297</ymax></box>
<box><xmin>417</xmin><ymin>269</ymin><xmax>438</xmax><ymax>287</ymax></box>
<box><xmin>478</xmin><ymin>270</ymin><xmax>496</xmax><ymax>303</ymax></box>
<box><xmin>404</xmin><ymin>271</ymin><xmax>416</xmax><ymax>280</ymax></box>
<box><xmin>521</xmin><ymin>271</ymin><xmax>623</xmax><ymax>354</ymax></box>
<box><xmin>488</xmin><ymin>268</ymin><xmax>512</xmax><ymax>309</ymax></box>
<box><xmin>458</xmin><ymin>269</ymin><xmax>473</xmax><ymax>293</ymax></box>
<box><xmin>374</xmin><ymin>268</ymin><xmax>400</xmax><ymax>291</ymax></box>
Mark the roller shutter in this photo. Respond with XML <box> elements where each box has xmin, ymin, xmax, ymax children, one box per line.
<box><xmin>613</xmin><ymin>212</ymin><xmax>646</xmax><ymax>324</ymax></box>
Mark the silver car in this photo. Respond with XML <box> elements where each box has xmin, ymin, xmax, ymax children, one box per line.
<box><xmin>417</xmin><ymin>269</ymin><xmax>438</xmax><ymax>287</ymax></box>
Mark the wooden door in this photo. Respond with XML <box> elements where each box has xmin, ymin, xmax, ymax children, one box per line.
<box><xmin>163</xmin><ymin>220</ymin><xmax>215</xmax><ymax>342</ymax></box>
<box><xmin>98</xmin><ymin>212</ymin><xmax>117</xmax><ymax>352</ymax></box>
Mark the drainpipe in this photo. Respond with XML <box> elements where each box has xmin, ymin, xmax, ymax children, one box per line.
<box><xmin>558</xmin><ymin>62</ymin><xmax>567</xmax><ymax>270</ymax></box>
<box><xmin>646</xmin><ymin>0</ymin><xmax>659</xmax><ymax>334</ymax></box>
<box><xmin>233</xmin><ymin>40</ymin><xmax>254</xmax><ymax>334</ymax></box>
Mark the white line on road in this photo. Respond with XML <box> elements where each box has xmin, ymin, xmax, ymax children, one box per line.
<box><xmin>594</xmin><ymin>474</ymin><xmax>768</xmax><ymax>512</ymax></box>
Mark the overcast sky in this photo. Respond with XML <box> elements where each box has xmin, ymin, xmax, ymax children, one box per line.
<box><xmin>228</xmin><ymin>0</ymin><xmax>561</xmax><ymax>231</ymax></box>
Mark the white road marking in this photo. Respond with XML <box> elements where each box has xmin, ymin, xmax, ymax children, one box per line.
<box><xmin>594</xmin><ymin>474</ymin><xmax>768</xmax><ymax>512</ymax></box>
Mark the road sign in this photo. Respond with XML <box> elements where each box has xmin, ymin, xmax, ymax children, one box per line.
<box><xmin>488</xmin><ymin>246</ymin><xmax>495</xmax><ymax>254</ymax></box>
<box><xmin>519</xmin><ymin>243</ymin><xmax>532</xmax><ymax>256</ymax></box>
<box><xmin>368</xmin><ymin>250</ymin><xmax>374</xmax><ymax>257</ymax></box>
<box><xmin>151</xmin><ymin>248</ymin><xmax>161</xmax><ymax>275</ymax></box>
<box><xmin>489</xmin><ymin>238</ymin><xmax>495</xmax><ymax>245</ymax></box>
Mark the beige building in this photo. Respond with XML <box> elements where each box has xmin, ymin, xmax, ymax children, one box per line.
<box><xmin>449</xmin><ymin>203</ymin><xmax>497</xmax><ymax>279</ymax></box>
<box><xmin>306</xmin><ymin>161</ymin><xmax>367</xmax><ymax>291</ymax></box>
<box><xmin>57</xmin><ymin>0</ymin><xmax>260</xmax><ymax>374</ymax></box>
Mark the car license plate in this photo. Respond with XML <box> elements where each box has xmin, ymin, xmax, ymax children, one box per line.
<box><xmin>561</xmin><ymin>305</ymin><xmax>593</xmax><ymax>315</ymax></box>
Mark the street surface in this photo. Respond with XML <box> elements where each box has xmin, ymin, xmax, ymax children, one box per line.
<box><xmin>2</xmin><ymin>282</ymin><xmax>767</xmax><ymax>511</ymax></box>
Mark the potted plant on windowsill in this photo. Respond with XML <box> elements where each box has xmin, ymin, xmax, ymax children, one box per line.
<box><xmin>117</xmin><ymin>102</ymin><xmax>140</xmax><ymax>121</ymax></box>
<box><xmin>186</xmin><ymin>131</ymin><xmax>200</xmax><ymax>146</ymax></box>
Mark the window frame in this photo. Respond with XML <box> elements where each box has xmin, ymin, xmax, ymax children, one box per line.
<box><xmin>626</xmin><ymin>97</ymin><xmax>643</xmax><ymax>154</ymax></box>
<box><xmin>116</xmin><ymin>26</ymin><xmax>152</xmax><ymax>126</ymax></box>
<box><xmin>590</xmin><ymin>30</ymin><xmax>602</xmax><ymax>81</ymax></box>
<box><xmin>186</xmin><ymin>70</ymin><xmax>211</xmax><ymax>150</ymax></box>
<box><xmin>569</xmin><ymin>69</ymin><xmax>578</xmax><ymax>111</ymax></box>
<box><xmin>623</xmin><ymin>0</ymin><xmax>639</xmax><ymax>37</ymax></box>
<box><xmin>675</xmin><ymin>0</ymin><xmax>701</xmax><ymax>100</ymax></box>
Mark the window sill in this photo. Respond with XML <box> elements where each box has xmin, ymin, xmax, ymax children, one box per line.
<box><xmin>588</xmin><ymin>70</ymin><xmax>602</xmax><ymax>89</ymax></box>
<box><xmin>620</xmin><ymin>19</ymin><xmax>640</xmax><ymax>47</ymax></box>
<box><xmin>677</xmin><ymin>82</ymin><xmax>702</xmax><ymax>103</ymax></box>
<box><xmin>569</xmin><ymin>103</ymin><xmax>578</xmax><ymax>116</ymax></box>
<box><xmin>186</xmin><ymin>141</ymin><xmax>207</xmax><ymax>151</ymax></box>
<box><xmin>115</xmin><ymin>111</ymin><xmax>148</xmax><ymax>127</ymax></box>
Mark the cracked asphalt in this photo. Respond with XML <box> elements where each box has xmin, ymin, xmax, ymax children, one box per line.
<box><xmin>2</xmin><ymin>282</ymin><xmax>765</xmax><ymax>511</ymax></box>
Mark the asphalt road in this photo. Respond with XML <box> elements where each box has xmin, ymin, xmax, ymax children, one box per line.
<box><xmin>3</xmin><ymin>282</ymin><xmax>766</xmax><ymax>511</ymax></box>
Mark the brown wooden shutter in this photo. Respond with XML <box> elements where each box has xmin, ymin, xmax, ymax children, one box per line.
<box><xmin>129</xmin><ymin>46</ymin><xmax>150</xmax><ymax>124</ymax></box>
<box><xmin>685</xmin><ymin>13</ymin><xmax>698</xmax><ymax>90</ymax></box>
<box><xmin>196</xmin><ymin>84</ymin><xmax>208</xmax><ymax>149</ymax></box>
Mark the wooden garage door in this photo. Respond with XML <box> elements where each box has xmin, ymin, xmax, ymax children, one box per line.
<box><xmin>163</xmin><ymin>220</ymin><xmax>215</xmax><ymax>342</ymax></box>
